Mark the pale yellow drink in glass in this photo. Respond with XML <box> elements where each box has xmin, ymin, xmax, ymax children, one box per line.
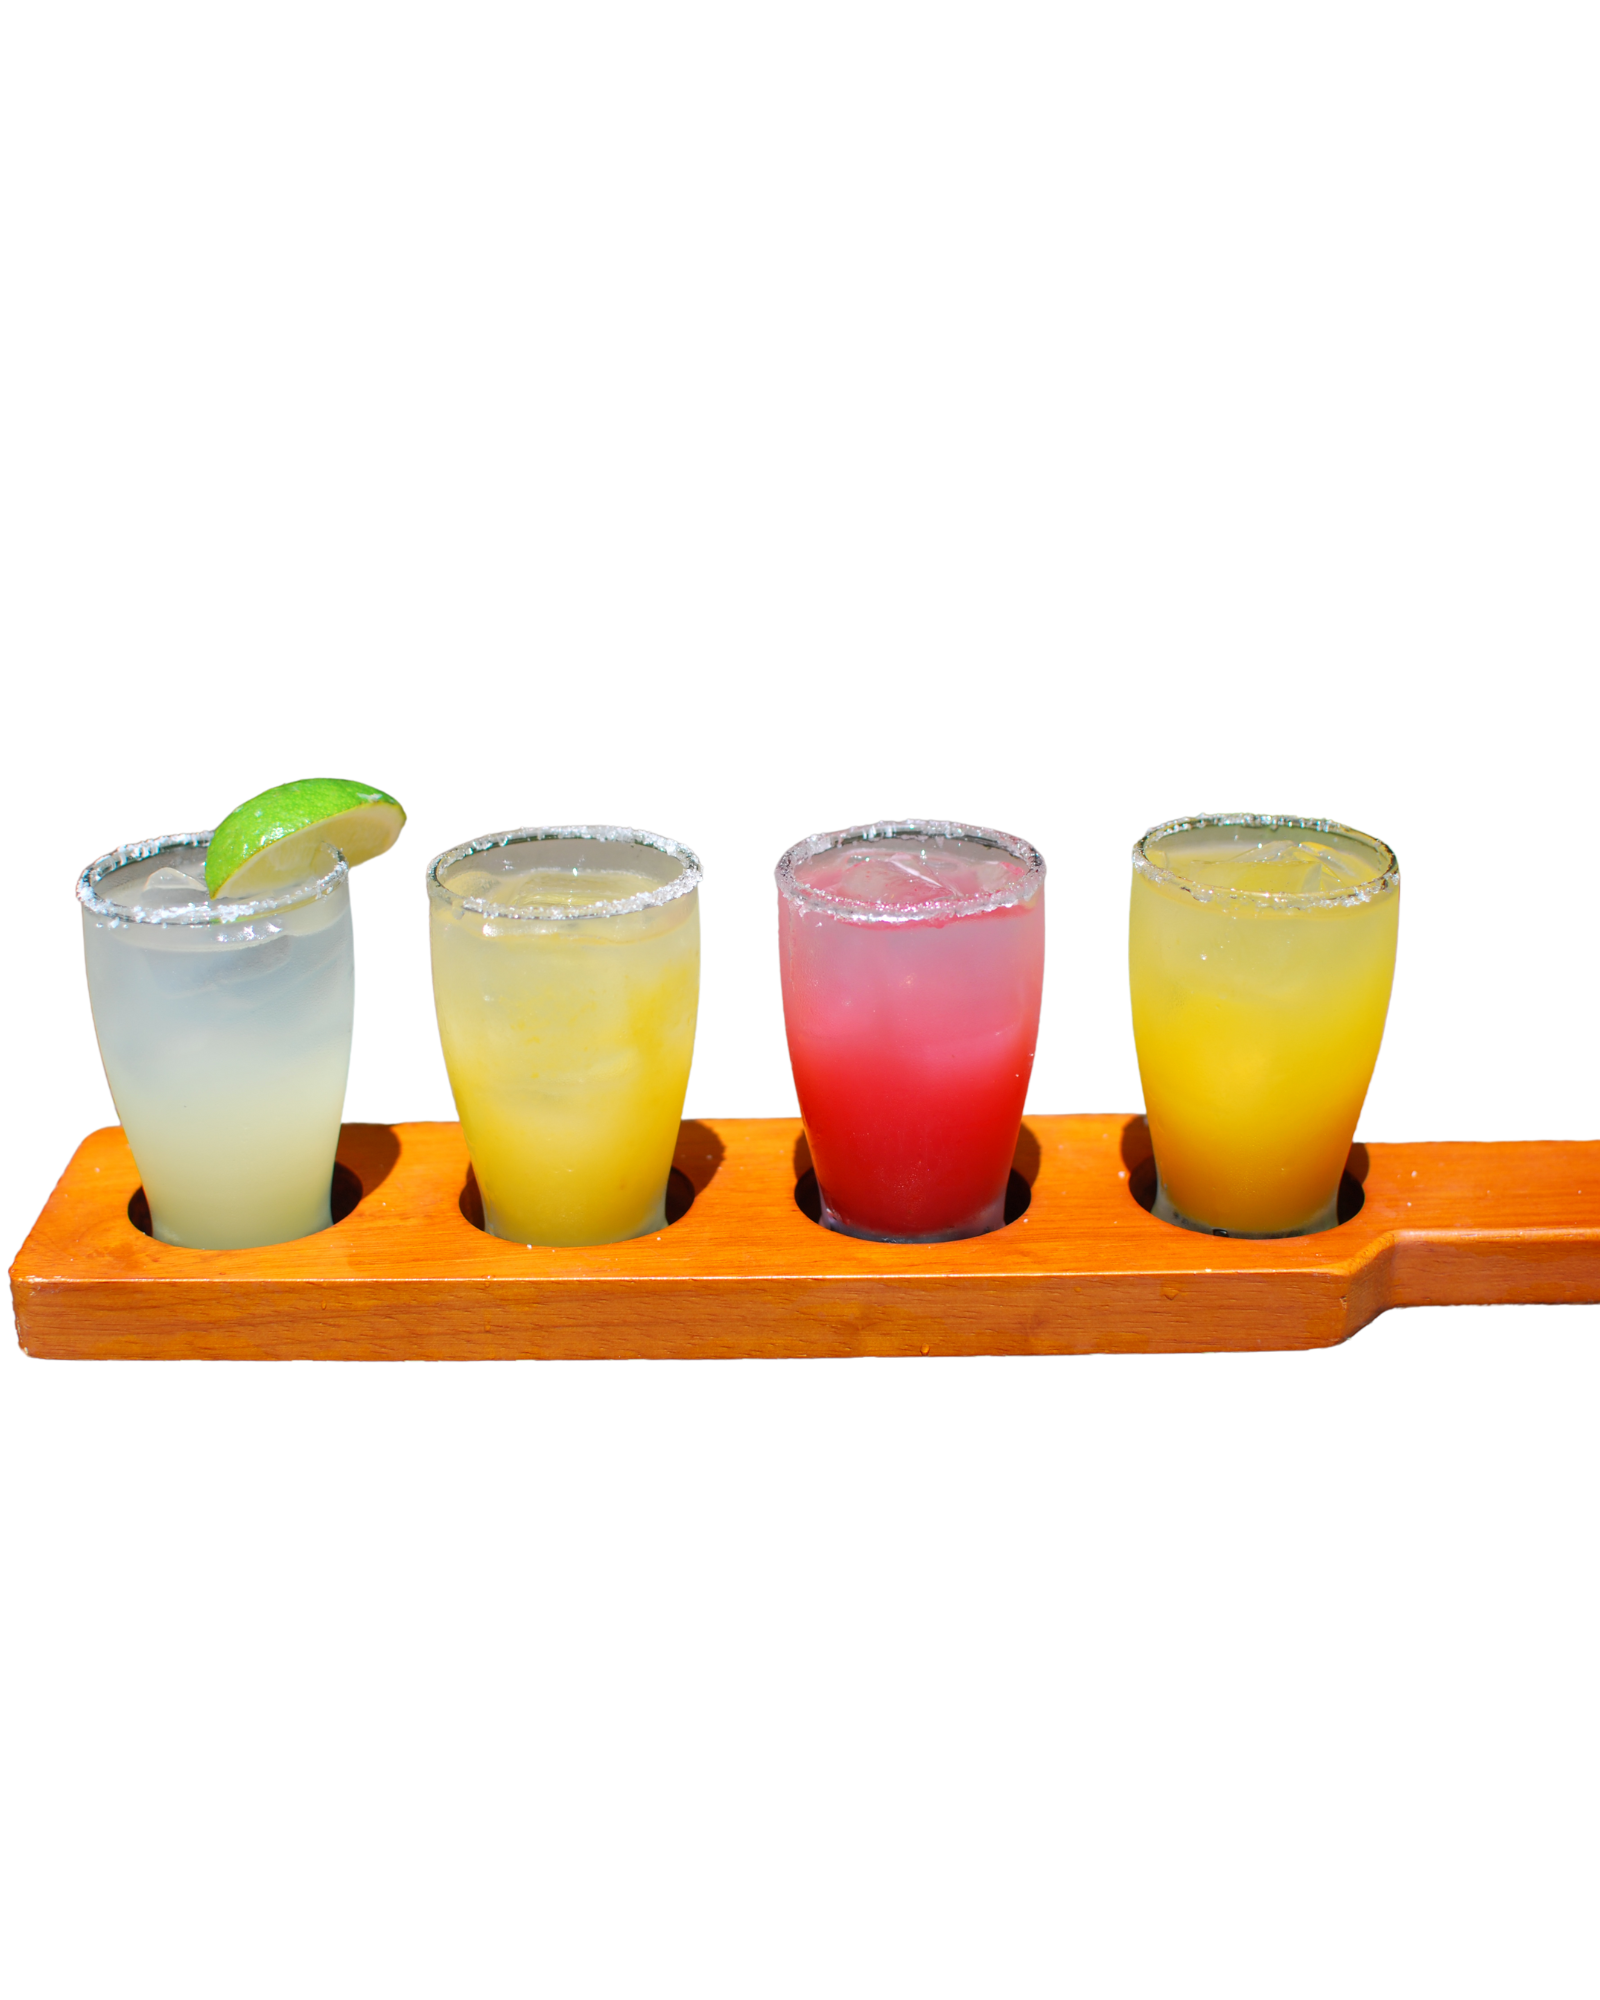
<box><xmin>1129</xmin><ymin>816</ymin><xmax>1400</xmax><ymax>1237</ymax></box>
<box><xmin>428</xmin><ymin>828</ymin><xmax>701</xmax><ymax>1246</ymax></box>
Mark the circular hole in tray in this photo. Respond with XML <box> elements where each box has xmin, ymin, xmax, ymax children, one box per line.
<box><xmin>330</xmin><ymin>1163</ymin><xmax>363</xmax><ymax>1223</ymax></box>
<box><xmin>127</xmin><ymin>1162</ymin><xmax>364</xmax><ymax>1239</ymax></box>
<box><xmin>792</xmin><ymin>1169</ymin><xmax>1032</xmax><ymax>1232</ymax></box>
<box><xmin>458</xmin><ymin>1166</ymin><xmax>697</xmax><ymax>1235</ymax></box>
<box><xmin>1337</xmin><ymin>1174</ymin><xmax>1366</xmax><ymax>1224</ymax></box>
<box><xmin>1125</xmin><ymin>1157</ymin><xmax>1157</xmax><ymax>1214</ymax></box>
<box><xmin>1126</xmin><ymin>1157</ymin><xmax>1366</xmax><ymax>1231</ymax></box>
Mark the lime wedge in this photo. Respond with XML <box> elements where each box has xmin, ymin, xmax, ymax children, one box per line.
<box><xmin>205</xmin><ymin>778</ymin><xmax>406</xmax><ymax>898</ymax></box>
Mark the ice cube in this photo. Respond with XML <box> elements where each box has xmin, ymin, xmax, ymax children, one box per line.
<box><xmin>441</xmin><ymin>866</ymin><xmax>510</xmax><ymax>905</ymax></box>
<box><xmin>1299</xmin><ymin>841</ymin><xmax>1370</xmax><ymax>892</ymax></box>
<box><xmin>211</xmin><ymin>931</ymin><xmax>294</xmax><ymax>985</ymax></box>
<box><xmin>798</xmin><ymin>840</ymin><xmax>1026</xmax><ymax>909</ymax></box>
<box><xmin>1176</xmin><ymin>836</ymin><xmax>1377</xmax><ymax>895</ymax></box>
<box><xmin>133</xmin><ymin>863</ymin><xmax>211</xmax><ymax>910</ymax></box>
<box><xmin>1231</xmin><ymin>840</ymin><xmax>1303</xmax><ymax>871</ymax></box>
<box><xmin>1239</xmin><ymin>841</ymin><xmax>1329</xmax><ymax>894</ymax></box>
<box><xmin>500</xmin><ymin>867</ymin><xmax>658</xmax><ymax>911</ymax></box>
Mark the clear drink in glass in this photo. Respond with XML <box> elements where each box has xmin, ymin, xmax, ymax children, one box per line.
<box><xmin>78</xmin><ymin>833</ymin><xmax>355</xmax><ymax>1249</ymax></box>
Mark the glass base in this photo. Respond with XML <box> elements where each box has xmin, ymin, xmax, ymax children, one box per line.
<box><xmin>148</xmin><ymin>1192</ymin><xmax>334</xmax><ymax>1251</ymax></box>
<box><xmin>1152</xmin><ymin>1175</ymin><xmax>1339</xmax><ymax>1241</ymax></box>
<box><xmin>817</xmin><ymin>1184</ymin><xmax>1007</xmax><ymax>1245</ymax></box>
<box><xmin>483</xmin><ymin>1190</ymin><xmax>668</xmax><ymax>1247</ymax></box>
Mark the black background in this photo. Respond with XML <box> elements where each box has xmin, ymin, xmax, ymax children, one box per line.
<box><xmin>6</xmin><ymin>152</ymin><xmax>1592</xmax><ymax>1392</ymax></box>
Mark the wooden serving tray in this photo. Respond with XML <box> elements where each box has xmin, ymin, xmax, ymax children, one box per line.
<box><xmin>11</xmin><ymin>1117</ymin><xmax>1600</xmax><ymax>1359</ymax></box>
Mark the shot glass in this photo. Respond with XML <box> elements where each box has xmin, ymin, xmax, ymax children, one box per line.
<box><xmin>776</xmin><ymin>819</ymin><xmax>1046</xmax><ymax>1242</ymax></box>
<box><xmin>78</xmin><ymin>832</ymin><xmax>355</xmax><ymax>1249</ymax></box>
<box><xmin>1129</xmin><ymin>813</ymin><xmax>1401</xmax><ymax>1238</ymax></box>
<box><xmin>428</xmin><ymin>826</ymin><xmax>701</xmax><ymax>1246</ymax></box>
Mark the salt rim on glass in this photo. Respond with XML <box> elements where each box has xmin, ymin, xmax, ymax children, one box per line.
<box><xmin>77</xmin><ymin>831</ymin><xmax>349</xmax><ymax>928</ymax></box>
<box><xmin>775</xmin><ymin>819</ymin><xmax>1046</xmax><ymax>926</ymax></box>
<box><xmin>1132</xmin><ymin>813</ymin><xmax>1399</xmax><ymax>911</ymax></box>
<box><xmin>426</xmin><ymin>825</ymin><xmax>703</xmax><ymax>923</ymax></box>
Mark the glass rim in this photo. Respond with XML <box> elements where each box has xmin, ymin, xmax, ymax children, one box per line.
<box><xmin>76</xmin><ymin>830</ymin><xmax>349</xmax><ymax>926</ymax></box>
<box><xmin>426</xmin><ymin>825</ymin><xmax>703</xmax><ymax>922</ymax></box>
<box><xmin>1132</xmin><ymin>812</ymin><xmax>1400</xmax><ymax>910</ymax></box>
<box><xmin>775</xmin><ymin>818</ymin><xmax>1046</xmax><ymax>926</ymax></box>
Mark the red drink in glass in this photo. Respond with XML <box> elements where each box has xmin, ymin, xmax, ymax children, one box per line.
<box><xmin>776</xmin><ymin>820</ymin><xmax>1046</xmax><ymax>1242</ymax></box>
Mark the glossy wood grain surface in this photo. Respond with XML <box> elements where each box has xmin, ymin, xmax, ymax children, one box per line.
<box><xmin>12</xmin><ymin>1118</ymin><xmax>1600</xmax><ymax>1359</ymax></box>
